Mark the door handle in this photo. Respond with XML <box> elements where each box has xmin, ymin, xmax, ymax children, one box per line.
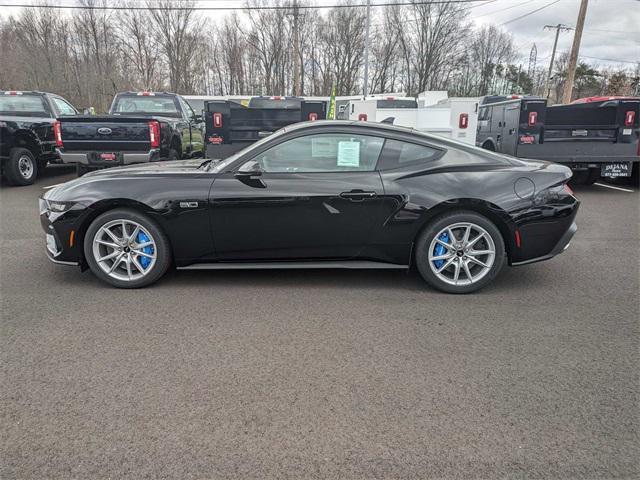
<box><xmin>340</xmin><ymin>190</ymin><xmax>376</xmax><ymax>201</ymax></box>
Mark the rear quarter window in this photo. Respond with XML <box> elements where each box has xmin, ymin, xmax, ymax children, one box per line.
<box><xmin>377</xmin><ymin>139</ymin><xmax>442</xmax><ymax>170</ymax></box>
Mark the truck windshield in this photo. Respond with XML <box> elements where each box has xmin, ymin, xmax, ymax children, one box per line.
<box><xmin>112</xmin><ymin>95</ymin><xmax>181</xmax><ymax>117</ymax></box>
<box><xmin>0</xmin><ymin>94</ymin><xmax>49</xmax><ymax>117</ymax></box>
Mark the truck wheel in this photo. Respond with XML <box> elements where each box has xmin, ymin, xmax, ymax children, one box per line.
<box><xmin>4</xmin><ymin>147</ymin><xmax>38</xmax><ymax>186</ymax></box>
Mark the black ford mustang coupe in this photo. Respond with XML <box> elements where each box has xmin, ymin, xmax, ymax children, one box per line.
<box><xmin>40</xmin><ymin>121</ymin><xmax>578</xmax><ymax>293</ymax></box>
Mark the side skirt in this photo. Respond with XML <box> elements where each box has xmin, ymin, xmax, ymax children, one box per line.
<box><xmin>177</xmin><ymin>260</ymin><xmax>409</xmax><ymax>271</ymax></box>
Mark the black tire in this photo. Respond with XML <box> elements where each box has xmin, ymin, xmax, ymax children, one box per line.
<box><xmin>415</xmin><ymin>211</ymin><xmax>506</xmax><ymax>294</ymax></box>
<box><xmin>481</xmin><ymin>141</ymin><xmax>495</xmax><ymax>152</ymax></box>
<box><xmin>76</xmin><ymin>163</ymin><xmax>90</xmax><ymax>177</ymax></box>
<box><xmin>84</xmin><ymin>209</ymin><xmax>172</xmax><ymax>288</ymax></box>
<box><xmin>3</xmin><ymin>147</ymin><xmax>38</xmax><ymax>186</ymax></box>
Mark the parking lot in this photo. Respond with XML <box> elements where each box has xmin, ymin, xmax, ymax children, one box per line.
<box><xmin>1</xmin><ymin>166</ymin><xmax>638</xmax><ymax>478</ymax></box>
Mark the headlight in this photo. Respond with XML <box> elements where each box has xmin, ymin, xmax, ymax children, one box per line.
<box><xmin>39</xmin><ymin>199</ymin><xmax>83</xmax><ymax>215</ymax></box>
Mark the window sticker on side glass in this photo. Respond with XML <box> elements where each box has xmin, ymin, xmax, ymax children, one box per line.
<box><xmin>311</xmin><ymin>137</ymin><xmax>336</xmax><ymax>157</ymax></box>
<box><xmin>337</xmin><ymin>141</ymin><xmax>360</xmax><ymax>167</ymax></box>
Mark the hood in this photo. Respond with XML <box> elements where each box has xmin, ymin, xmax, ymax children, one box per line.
<box><xmin>43</xmin><ymin>159</ymin><xmax>212</xmax><ymax>203</ymax></box>
<box><xmin>82</xmin><ymin>158</ymin><xmax>206</xmax><ymax>178</ymax></box>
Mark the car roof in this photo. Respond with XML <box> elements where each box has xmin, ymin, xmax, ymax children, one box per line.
<box><xmin>283</xmin><ymin>119</ymin><xmax>417</xmax><ymax>136</ymax></box>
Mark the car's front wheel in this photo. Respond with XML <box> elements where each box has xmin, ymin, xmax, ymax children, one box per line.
<box><xmin>84</xmin><ymin>209</ymin><xmax>171</xmax><ymax>288</ymax></box>
<box><xmin>415</xmin><ymin>211</ymin><xmax>506</xmax><ymax>293</ymax></box>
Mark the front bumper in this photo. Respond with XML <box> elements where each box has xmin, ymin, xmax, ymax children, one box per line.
<box><xmin>57</xmin><ymin>148</ymin><xmax>160</xmax><ymax>166</ymax></box>
<box><xmin>40</xmin><ymin>199</ymin><xmax>85</xmax><ymax>267</ymax></box>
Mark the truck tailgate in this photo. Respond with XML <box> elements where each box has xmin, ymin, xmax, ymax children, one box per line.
<box><xmin>58</xmin><ymin>116</ymin><xmax>151</xmax><ymax>151</ymax></box>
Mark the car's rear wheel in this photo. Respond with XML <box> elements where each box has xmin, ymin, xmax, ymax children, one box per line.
<box><xmin>415</xmin><ymin>211</ymin><xmax>506</xmax><ymax>293</ymax></box>
<box><xmin>4</xmin><ymin>147</ymin><xmax>38</xmax><ymax>186</ymax></box>
<box><xmin>84</xmin><ymin>209</ymin><xmax>171</xmax><ymax>288</ymax></box>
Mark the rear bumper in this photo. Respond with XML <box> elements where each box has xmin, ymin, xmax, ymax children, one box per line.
<box><xmin>57</xmin><ymin>148</ymin><xmax>160</xmax><ymax>166</ymax></box>
<box><xmin>511</xmin><ymin>221</ymin><xmax>577</xmax><ymax>266</ymax></box>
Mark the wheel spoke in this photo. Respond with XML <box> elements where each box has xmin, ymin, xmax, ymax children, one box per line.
<box><xmin>463</xmin><ymin>260</ymin><xmax>473</xmax><ymax>281</ymax></box>
<box><xmin>97</xmin><ymin>251</ymin><xmax>120</xmax><ymax>263</ymax></box>
<box><xmin>469</xmin><ymin>249</ymin><xmax>493</xmax><ymax>256</ymax></box>
<box><xmin>132</xmin><ymin>249</ymin><xmax>154</xmax><ymax>259</ymax></box>
<box><xmin>467</xmin><ymin>256</ymin><xmax>489</xmax><ymax>268</ymax></box>
<box><xmin>108</xmin><ymin>253</ymin><xmax>125</xmax><ymax>273</ymax></box>
<box><xmin>462</xmin><ymin>225</ymin><xmax>471</xmax><ymax>245</ymax></box>
<box><xmin>126</xmin><ymin>258</ymin><xmax>133</xmax><ymax>279</ymax></box>
<box><xmin>447</xmin><ymin>228</ymin><xmax>457</xmax><ymax>244</ymax></box>
<box><xmin>96</xmin><ymin>239</ymin><xmax>119</xmax><ymax>249</ymax></box>
<box><xmin>121</xmin><ymin>221</ymin><xmax>128</xmax><ymax>241</ymax></box>
<box><xmin>104</xmin><ymin>228</ymin><xmax>121</xmax><ymax>244</ymax></box>
<box><xmin>437</xmin><ymin>256</ymin><xmax>456</xmax><ymax>273</ymax></box>
<box><xmin>453</xmin><ymin>261</ymin><xmax>461</xmax><ymax>284</ymax></box>
<box><xmin>131</xmin><ymin>256</ymin><xmax>146</xmax><ymax>274</ymax></box>
<box><xmin>133</xmin><ymin>241</ymin><xmax>153</xmax><ymax>249</ymax></box>
<box><xmin>467</xmin><ymin>233</ymin><xmax>485</xmax><ymax>249</ymax></box>
<box><xmin>130</xmin><ymin>225</ymin><xmax>140</xmax><ymax>242</ymax></box>
<box><xmin>435</xmin><ymin>238</ymin><xmax>453</xmax><ymax>249</ymax></box>
<box><xmin>431</xmin><ymin>253</ymin><xmax>454</xmax><ymax>261</ymax></box>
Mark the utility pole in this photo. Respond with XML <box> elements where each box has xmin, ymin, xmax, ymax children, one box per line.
<box><xmin>562</xmin><ymin>0</ymin><xmax>589</xmax><ymax>104</ymax></box>
<box><xmin>362</xmin><ymin>0</ymin><xmax>371</xmax><ymax>97</ymax></box>
<box><xmin>543</xmin><ymin>24</ymin><xmax>571</xmax><ymax>99</ymax></box>
<box><xmin>292</xmin><ymin>0</ymin><xmax>301</xmax><ymax>96</ymax></box>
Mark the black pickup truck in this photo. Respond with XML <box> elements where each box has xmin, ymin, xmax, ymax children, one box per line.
<box><xmin>56</xmin><ymin>91</ymin><xmax>205</xmax><ymax>176</ymax></box>
<box><xmin>476</xmin><ymin>95</ymin><xmax>640</xmax><ymax>184</ymax></box>
<box><xmin>1</xmin><ymin>90</ymin><xmax>78</xmax><ymax>185</ymax></box>
<box><xmin>204</xmin><ymin>96</ymin><xmax>326</xmax><ymax>158</ymax></box>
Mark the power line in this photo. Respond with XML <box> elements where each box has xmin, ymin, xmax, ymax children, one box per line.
<box><xmin>474</xmin><ymin>0</ymin><xmax>537</xmax><ymax>19</ymax></box>
<box><xmin>499</xmin><ymin>0</ymin><xmax>562</xmax><ymax>26</ymax></box>
<box><xmin>0</xmin><ymin>0</ymin><xmax>496</xmax><ymax>11</ymax></box>
<box><xmin>580</xmin><ymin>54</ymin><xmax>639</xmax><ymax>64</ymax></box>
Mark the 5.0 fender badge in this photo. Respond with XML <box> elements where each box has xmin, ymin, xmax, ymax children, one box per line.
<box><xmin>179</xmin><ymin>201</ymin><xmax>199</xmax><ymax>208</ymax></box>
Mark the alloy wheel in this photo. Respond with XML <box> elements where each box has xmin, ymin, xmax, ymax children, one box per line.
<box><xmin>92</xmin><ymin>219</ymin><xmax>157</xmax><ymax>282</ymax></box>
<box><xmin>428</xmin><ymin>222</ymin><xmax>496</xmax><ymax>286</ymax></box>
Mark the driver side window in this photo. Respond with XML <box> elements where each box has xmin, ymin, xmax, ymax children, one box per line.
<box><xmin>249</xmin><ymin>133</ymin><xmax>385</xmax><ymax>173</ymax></box>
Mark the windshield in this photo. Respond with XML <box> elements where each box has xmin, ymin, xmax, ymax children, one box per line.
<box><xmin>209</xmin><ymin>128</ymin><xmax>289</xmax><ymax>172</ymax></box>
<box><xmin>0</xmin><ymin>94</ymin><xmax>50</xmax><ymax>117</ymax></box>
<box><xmin>112</xmin><ymin>95</ymin><xmax>181</xmax><ymax>117</ymax></box>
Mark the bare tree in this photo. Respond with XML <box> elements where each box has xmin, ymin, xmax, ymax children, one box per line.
<box><xmin>147</xmin><ymin>0</ymin><xmax>202</xmax><ymax>93</ymax></box>
<box><xmin>470</xmin><ymin>24</ymin><xmax>515</xmax><ymax>96</ymax></box>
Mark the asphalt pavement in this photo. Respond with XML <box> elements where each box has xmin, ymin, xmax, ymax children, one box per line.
<box><xmin>1</xmin><ymin>165</ymin><xmax>639</xmax><ymax>479</ymax></box>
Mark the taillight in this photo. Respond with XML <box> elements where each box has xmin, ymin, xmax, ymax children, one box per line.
<box><xmin>528</xmin><ymin>111</ymin><xmax>537</xmax><ymax>126</ymax></box>
<box><xmin>53</xmin><ymin>121</ymin><xmax>63</xmax><ymax>147</ymax></box>
<box><xmin>459</xmin><ymin>113</ymin><xmax>468</xmax><ymax>129</ymax></box>
<box><xmin>515</xmin><ymin>230</ymin><xmax>521</xmax><ymax>248</ymax></box>
<box><xmin>358</xmin><ymin>113</ymin><xmax>367</xmax><ymax>121</ymax></box>
<box><xmin>563</xmin><ymin>183</ymin><xmax>574</xmax><ymax>196</ymax></box>
<box><xmin>308</xmin><ymin>113</ymin><xmax>318</xmax><ymax>121</ymax></box>
<box><xmin>148</xmin><ymin>121</ymin><xmax>160</xmax><ymax>148</ymax></box>
<box><xmin>624</xmin><ymin>110</ymin><xmax>635</xmax><ymax>127</ymax></box>
<box><xmin>213</xmin><ymin>112</ymin><xmax>222</xmax><ymax>128</ymax></box>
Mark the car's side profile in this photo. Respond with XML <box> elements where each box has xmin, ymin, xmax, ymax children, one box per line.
<box><xmin>40</xmin><ymin>121</ymin><xmax>579</xmax><ymax>293</ymax></box>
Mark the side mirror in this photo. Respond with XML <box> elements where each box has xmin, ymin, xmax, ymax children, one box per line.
<box><xmin>235</xmin><ymin>160</ymin><xmax>264</xmax><ymax>177</ymax></box>
<box><xmin>192</xmin><ymin>114</ymin><xmax>203</xmax><ymax>123</ymax></box>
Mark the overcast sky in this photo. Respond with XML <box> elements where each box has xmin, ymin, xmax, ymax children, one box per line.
<box><xmin>0</xmin><ymin>0</ymin><xmax>638</xmax><ymax>69</ymax></box>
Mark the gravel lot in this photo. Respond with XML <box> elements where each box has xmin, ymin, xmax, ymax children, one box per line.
<box><xmin>1</xmin><ymin>165</ymin><xmax>638</xmax><ymax>479</ymax></box>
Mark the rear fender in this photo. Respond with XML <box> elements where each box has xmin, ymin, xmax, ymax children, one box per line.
<box><xmin>413</xmin><ymin>198</ymin><xmax>517</xmax><ymax>262</ymax></box>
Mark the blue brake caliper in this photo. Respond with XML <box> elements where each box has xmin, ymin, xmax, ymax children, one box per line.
<box><xmin>433</xmin><ymin>232</ymin><xmax>450</xmax><ymax>269</ymax></box>
<box><xmin>136</xmin><ymin>231</ymin><xmax>154</xmax><ymax>269</ymax></box>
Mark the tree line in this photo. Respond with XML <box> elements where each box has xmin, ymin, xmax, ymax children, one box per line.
<box><xmin>0</xmin><ymin>0</ymin><xmax>637</xmax><ymax>112</ymax></box>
